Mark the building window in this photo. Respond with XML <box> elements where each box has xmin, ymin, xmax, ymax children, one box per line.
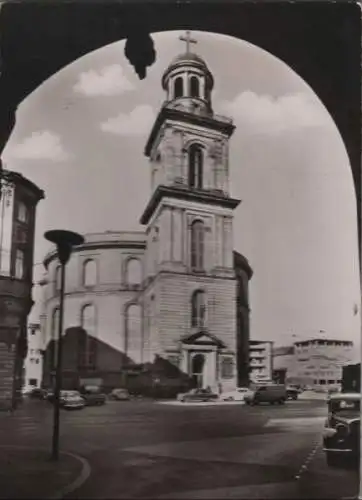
<box><xmin>50</xmin><ymin>308</ymin><xmax>60</xmax><ymax>370</ymax></box>
<box><xmin>124</xmin><ymin>303</ymin><xmax>142</xmax><ymax>362</ymax></box>
<box><xmin>126</xmin><ymin>258</ymin><xmax>142</xmax><ymax>286</ymax></box>
<box><xmin>15</xmin><ymin>249</ymin><xmax>25</xmax><ymax>279</ymax></box>
<box><xmin>190</xmin><ymin>76</ymin><xmax>200</xmax><ymax>98</ymax></box>
<box><xmin>79</xmin><ymin>304</ymin><xmax>97</xmax><ymax>369</ymax></box>
<box><xmin>174</xmin><ymin>77</ymin><xmax>184</xmax><ymax>98</ymax></box>
<box><xmin>54</xmin><ymin>265</ymin><xmax>61</xmax><ymax>293</ymax></box>
<box><xmin>221</xmin><ymin>357</ymin><xmax>234</xmax><ymax>379</ymax></box>
<box><xmin>83</xmin><ymin>260</ymin><xmax>97</xmax><ymax>287</ymax></box>
<box><xmin>191</xmin><ymin>290</ymin><xmax>206</xmax><ymax>328</ymax></box>
<box><xmin>190</xmin><ymin>220</ymin><xmax>204</xmax><ymax>271</ymax></box>
<box><xmin>17</xmin><ymin>201</ymin><xmax>28</xmax><ymax>223</ymax></box>
<box><xmin>28</xmin><ymin>378</ymin><xmax>37</xmax><ymax>386</ymax></box>
<box><xmin>188</xmin><ymin>144</ymin><xmax>203</xmax><ymax>189</ymax></box>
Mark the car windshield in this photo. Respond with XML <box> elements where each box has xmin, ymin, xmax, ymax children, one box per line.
<box><xmin>330</xmin><ymin>398</ymin><xmax>360</xmax><ymax>413</ymax></box>
<box><xmin>61</xmin><ymin>391</ymin><xmax>80</xmax><ymax>398</ymax></box>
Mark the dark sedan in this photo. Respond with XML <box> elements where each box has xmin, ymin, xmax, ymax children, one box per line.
<box><xmin>177</xmin><ymin>388</ymin><xmax>219</xmax><ymax>403</ymax></box>
<box><xmin>80</xmin><ymin>386</ymin><xmax>107</xmax><ymax>406</ymax></box>
<box><xmin>323</xmin><ymin>392</ymin><xmax>360</xmax><ymax>467</ymax></box>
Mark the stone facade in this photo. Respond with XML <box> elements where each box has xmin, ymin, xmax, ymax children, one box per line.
<box><xmin>0</xmin><ymin>170</ymin><xmax>44</xmax><ymax>410</ymax></box>
<box><xmin>40</xmin><ymin>43</ymin><xmax>253</xmax><ymax>395</ymax></box>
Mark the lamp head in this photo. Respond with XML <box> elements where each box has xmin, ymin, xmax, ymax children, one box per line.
<box><xmin>44</xmin><ymin>229</ymin><xmax>84</xmax><ymax>265</ymax></box>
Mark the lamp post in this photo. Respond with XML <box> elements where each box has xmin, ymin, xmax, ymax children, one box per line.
<box><xmin>44</xmin><ymin>229</ymin><xmax>84</xmax><ymax>461</ymax></box>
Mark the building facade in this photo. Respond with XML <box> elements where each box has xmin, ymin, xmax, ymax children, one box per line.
<box><xmin>40</xmin><ymin>42</ymin><xmax>253</xmax><ymax>394</ymax></box>
<box><xmin>23</xmin><ymin>323</ymin><xmax>43</xmax><ymax>392</ymax></box>
<box><xmin>292</xmin><ymin>338</ymin><xmax>354</xmax><ymax>389</ymax></box>
<box><xmin>249</xmin><ymin>340</ymin><xmax>273</xmax><ymax>383</ymax></box>
<box><xmin>0</xmin><ymin>169</ymin><xmax>44</xmax><ymax>409</ymax></box>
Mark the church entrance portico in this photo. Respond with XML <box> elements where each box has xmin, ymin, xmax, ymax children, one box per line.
<box><xmin>180</xmin><ymin>331</ymin><xmax>225</xmax><ymax>390</ymax></box>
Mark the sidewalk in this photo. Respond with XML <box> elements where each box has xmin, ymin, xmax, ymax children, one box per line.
<box><xmin>0</xmin><ymin>445</ymin><xmax>90</xmax><ymax>499</ymax></box>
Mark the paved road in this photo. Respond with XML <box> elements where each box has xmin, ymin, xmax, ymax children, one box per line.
<box><xmin>0</xmin><ymin>399</ymin><xmax>358</xmax><ymax>499</ymax></box>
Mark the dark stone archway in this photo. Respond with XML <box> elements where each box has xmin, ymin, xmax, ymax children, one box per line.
<box><xmin>0</xmin><ymin>0</ymin><xmax>360</xmax><ymax>243</ymax></box>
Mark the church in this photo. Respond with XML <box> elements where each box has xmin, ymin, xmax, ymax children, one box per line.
<box><xmin>40</xmin><ymin>33</ymin><xmax>253</xmax><ymax>395</ymax></box>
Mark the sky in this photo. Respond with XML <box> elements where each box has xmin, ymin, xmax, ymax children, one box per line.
<box><xmin>2</xmin><ymin>31</ymin><xmax>361</xmax><ymax>350</ymax></box>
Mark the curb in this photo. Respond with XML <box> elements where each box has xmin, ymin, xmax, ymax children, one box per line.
<box><xmin>0</xmin><ymin>445</ymin><xmax>91</xmax><ymax>500</ymax></box>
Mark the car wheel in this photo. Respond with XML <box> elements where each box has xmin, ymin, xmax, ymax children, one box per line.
<box><xmin>278</xmin><ymin>399</ymin><xmax>285</xmax><ymax>405</ymax></box>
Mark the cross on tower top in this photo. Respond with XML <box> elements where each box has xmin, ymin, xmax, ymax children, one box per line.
<box><xmin>179</xmin><ymin>31</ymin><xmax>197</xmax><ymax>54</ymax></box>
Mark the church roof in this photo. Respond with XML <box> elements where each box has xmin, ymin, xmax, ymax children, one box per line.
<box><xmin>169</xmin><ymin>52</ymin><xmax>208</xmax><ymax>69</ymax></box>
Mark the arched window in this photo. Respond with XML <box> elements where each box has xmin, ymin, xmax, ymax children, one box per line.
<box><xmin>126</xmin><ymin>258</ymin><xmax>142</xmax><ymax>286</ymax></box>
<box><xmin>50</xmin><ymin>308</ymin><xmax>60</xmax><ymax>369</ymax></box>
<box><xmin>83</xmin><ymin>260</ymin><xmax>97</xmax><ymax>287</ymax></box>
<box><xmin>190</xmin><ymin>76</ymin><xmax>200</xmax><ymax>98</ymax></box>
<box><xmin>79</xmin><ymin>304</ymin><xmax>97</xmax><ymax>368</ymax></box>
<box><xmin>174</xmin><ymin>77</ymin><xmax>184</xmax><ymax>98</ymax></box>
<box><xmin>188</xmin><ymin>145</ymin><xmax>203</xmax><ymax>189</ymax></box>
<box><xmin>124</xmin><ymin>303</ymin><xmax>142</xmax><ymax>363</ymax></box>
<box><xmin>54</xmin><ymin>265</ymin><xmax>61</xmax><ymax>293</ymax></box>
<box><xmin>191</xmin><ymin>290</ymin><xmax>206</xmax><ymax>328</ymax></box>
<box><xmin>190</xmin><ymin>220</ymin><xmax>205</xmax><ymax>271</ymax></box>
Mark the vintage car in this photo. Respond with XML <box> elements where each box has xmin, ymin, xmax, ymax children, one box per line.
<box><xmin>109</xmin><ymin>388</ymin><xmax>131</xmax><ymax>401</ymax></box>
<box><xmin>220</xmin><ymin>387</ymin><xmax>249</xmax><ymax>402</ymax></box>
<box><xmin>177</xmin><ymin>388</ymin><xmax>219</xmax><ymax>403</ymax></box>
<box><xmin>80</xmin><ymin>385</ymin><xmax>107</xmax><ymax>406</ymax></box>
<box><xmin>286</xmin><ymin>386</ymin><xmax>299</xmax><ymax>400</ymax></box>
<box><xmin>323</xmin><ymin>392</ymin><xmax>360</xmax><ymax>467</ymax></box>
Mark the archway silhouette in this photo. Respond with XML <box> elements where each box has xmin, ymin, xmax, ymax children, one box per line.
<box><xmin>0</xmin><ymin>2</ymin><xmax>359</xmax><ymax>228</ymax></box>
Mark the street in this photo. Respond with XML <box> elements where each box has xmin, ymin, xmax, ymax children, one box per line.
<box><xmin>0</xmin><ymin>398</ymin><xmax>358</xmax><ymax>499</ymax></box>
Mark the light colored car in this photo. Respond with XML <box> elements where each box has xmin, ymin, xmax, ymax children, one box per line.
<box><xmin>177</xmin><ymin>388</ymin><xmax>219</xmax><ymax>403</ymax></box>
<box><xmin>220</xmin><ymin>387</ymin><xmax>249</xmax><ymax>401</ymax></box>
<box><xmin>59</xmin><ymin>390</ymin><xmax>85</xmax><ymax>410</ymax></box>
<box><xmin>109</xmin><ymin>388</ymin><xmax>131</xmax><ymax>401</ymax></box>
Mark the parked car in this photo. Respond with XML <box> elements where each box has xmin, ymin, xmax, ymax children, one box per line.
<box><xmin>28</xmin><ymin>388</ymin><xmax>46</xmax><ymax>399</ymax></box>
<box><xmin>244</xmin><ymin>384</ymin><xmax>287</xmax><ymax>405</ymax></box>
<box><xmin>323</xmin><ymin>392</ymin><xmax>359</xmax><ymax>467</ymax></box>
<box><xmin>59</xmin><ymin>390</ymin><xmax>85</xmax><ymax>410</ymax></box>
<box><xmin>80</xmin><ymin>386</ymin><xmax>107</xmax><ymax>406</ymax></box>
<box><xmin>177</xmin><ymin>388</ymin><xmax>219</xmax><ymax>403</ymax></box>
<box><xmin>109</xmin><ymin>388</ymin><xmax>131</xmax><ymax>401</ymax></box>
<box><xmin>286</xmin><ymin>386</ymin><xmax>299</xmax><ymax>400</ymax></box>
<box><xmin>220</xmin><ymin>387</ymin><xmax>249</xmax><ymax>401</ymax></box>
<box><xmin>45</xmin><ymin>389</ymin><xmax>55</xmax><ymax>402</ymax></box>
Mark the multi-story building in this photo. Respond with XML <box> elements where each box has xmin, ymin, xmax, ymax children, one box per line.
<box><xmin>23</xmin><ymin>322</ymin><xmax>43</xmax><ymax>392</ymax></box>
<box><xmin>0</xmin><ymin>169</ymin><xmax>44</xmax><ymax>410</ymax></box>
<box><xmin>272</xmin><ymin>345</ymin><xmax>296</xmax><ymax>384</ymax></box>
<box><xmin>40</xmin><ymin>38</ymin><xmax>253</xmax><ymax>394</ymax></box>
<box><xmin>249</xmin><ymin>340</ymin><xmax>273</xmax><ymax>383</ymax></box>
<box><xmin>292</xmin><ymin>338</ymin><xmax>354</xmax><ymax>389</ymax></box>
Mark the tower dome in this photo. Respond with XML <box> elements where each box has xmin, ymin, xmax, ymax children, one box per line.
<box><xmin>161</xmin><ymin>32</ymin><xmax>214</xmax><ymax>114</ymax></box>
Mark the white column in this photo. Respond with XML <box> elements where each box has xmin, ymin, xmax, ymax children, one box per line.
<box><xmin>223</xmin><ymin>217</ymin><xmax>233</xmax><ymax>268</ymax></box>
<box><xmin>214</xmin><ymin>216</ymin><xmax>223</xmax><ymax>267</ymax></box>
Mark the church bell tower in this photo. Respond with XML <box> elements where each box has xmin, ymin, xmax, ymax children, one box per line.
<box><xmin>140</xmin><ymin>32</ymin><xmax>241</xmax><ymax>391</ymax></box>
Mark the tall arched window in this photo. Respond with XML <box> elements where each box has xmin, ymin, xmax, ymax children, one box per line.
<box><xmin>83</xmin><ymin>260</ymin><xmax>97</xmax><ymax>287</ymax></box>
<box><xmin>50</xmin><ymin>308</ymin><xmax>60</xmax><ymax>369</ymax></box>
<box><xmin>191</xmin><ymin>290</ymin><xmax>206</xmax><ymax>328</ymax></box>
<box><xmin>190</xmin><ymin>76</ymin><xmax>200</xmax><ymax>98</ymax></box>
<box><xmin>124</xmin><ymin>303</ymin><xmax>142</xmax><ymax>363</ymax></box>
<box><xmin>188</xmin><ymin>145</ymin><xmax>203</xmax><ymax>189</ymax></box>
<box><xmin>190</xmin><ymin>220</ymin><xmax>205</xmax><ymax>271</ymax></box>
<box><xmin>54</xmin><ymin>265</ymin><xmax>61</xmax><ymax>293</ymax></box>
<box><xmin>79</xmin><ymin>304</ymin><xmax>97</xmax><ymax>368</ymax></box>
<box><xmin>174</xmin><ymin>77</ymin><xmax>184</xmax><ymax>98</ymax></box>
<box><xmin>126</xmin><ymin>258</ymin><xmax>142</xmax><ymax>286</ymax></box>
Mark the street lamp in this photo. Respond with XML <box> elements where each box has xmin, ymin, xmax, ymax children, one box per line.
<box><xmin>44</xmin><ymin>229</ymin><xmax>84</xmax><ymax>461</ymax></box>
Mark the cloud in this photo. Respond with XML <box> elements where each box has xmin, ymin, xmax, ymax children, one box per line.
<box><xmin>100</xmin><ymin>105</ymin><xmax>155</xmax><ymax>136</ymax></box>
<box><xmin>219</xmin><ymin>91</ymin><xmax>332</xmax><ymax>135</ymax></box>
<box><xmin>6</xmin><ymin>130</ymin><xmax>69</xmax><ymax>161</ymax></box>
<box><xmin>73</xmin><ymin>64</ymin><xmax>134</xmax><ymax>97</ymax></box>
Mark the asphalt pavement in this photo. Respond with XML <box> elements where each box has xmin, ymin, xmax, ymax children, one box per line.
<box><xmin>0</xmin><ymin>398</ymin><xmax>358</xmax><ymax>499</ymax></box>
